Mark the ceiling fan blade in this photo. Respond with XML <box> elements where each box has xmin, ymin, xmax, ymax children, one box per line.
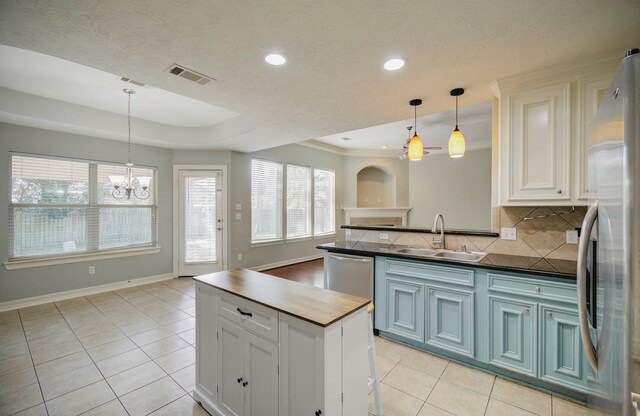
<box><xmin>423</xmin><ymin>146</ymin><xmax>442</xmax><ymax>150</ymax></box>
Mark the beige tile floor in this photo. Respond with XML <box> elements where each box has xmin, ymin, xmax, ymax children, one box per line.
<box><xmin>368</xmin><ymin>337</ymin><xmax>606</xmax><ymax>416</ymax></box>
<box><xmin>0</xmin><ymin>277</ymin><xmax>605</xmax><ymax>416</ymax></box>
<box><xmin>0</xmin><ymin>278</ymin><xmax>207</xmax><ymax>416</ymax></box>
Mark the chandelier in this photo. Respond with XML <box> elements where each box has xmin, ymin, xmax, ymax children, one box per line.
<box><xmin>109</xmin><ymin>89</ymin><xmax>151</xmax><ymax>200</ymax></box>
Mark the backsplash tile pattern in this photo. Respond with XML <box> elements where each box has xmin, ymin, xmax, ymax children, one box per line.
<box><xmin>347</xmin><ymin>206</ymin><xmax>586</xmax><ymax>274</ymax></box>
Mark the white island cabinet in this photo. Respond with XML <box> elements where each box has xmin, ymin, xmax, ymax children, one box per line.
<box><xmin>194</xmin><ymin>269</ymin><xmax>371</xmax><ymax>416</ymax></box>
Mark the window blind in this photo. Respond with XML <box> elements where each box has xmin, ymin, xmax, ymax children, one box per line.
<box><xmin>286</xmin><ymin>164</ymin><xmax>311</xmax><ymax>239</ymax></box>
<box><xmin>251</xmin><ymin>159</ymin><xmax>283</xmax><ymax>242</ymax></box>
<box><xmin>314</xmin><ymin>168</ymin><xmax>335</xmax><ymax>235</ymax></box>
<box><xmin>9</xmin><ymin>154</ymin><xmax>157</xmax><ymax>260</ymax></box>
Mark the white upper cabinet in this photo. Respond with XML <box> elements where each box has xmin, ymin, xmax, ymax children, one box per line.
<box><xmin>508</xmin><ymin>83</ymin><xmax>571</xmax><ymax>201</ymax></box>
<box><xmin>492</xmin><ymin>57</ymin><xmax>617</xmax><ymax>206</ymax></box>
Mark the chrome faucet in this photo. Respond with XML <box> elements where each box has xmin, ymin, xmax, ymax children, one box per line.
<box><xmin>432</xmin><ymin>213</ymin><xmax>445</xmax><ymax>249</ymax></box>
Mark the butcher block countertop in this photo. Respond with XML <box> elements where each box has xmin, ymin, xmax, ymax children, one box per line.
<box><xmin>194</xmin><ymin>268</ymin><xmax>371</xmax><ymax>327</ymax></box>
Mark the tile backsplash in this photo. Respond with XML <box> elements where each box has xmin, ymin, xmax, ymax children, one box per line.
<box><xmin>347</xmin><ymin>206</ymin><xmax>586</xmax><ymax>274</ymax></box>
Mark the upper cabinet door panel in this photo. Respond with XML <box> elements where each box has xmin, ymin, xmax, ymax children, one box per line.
<box><xmin>577</xmin><ymin>75</ymin><xmax>614</xmax><ymax>200</ymax></box>
<box><xmin>508</xmin><ymin>83</ymin><xmax>571</xmax><ymax>201</ymax></box>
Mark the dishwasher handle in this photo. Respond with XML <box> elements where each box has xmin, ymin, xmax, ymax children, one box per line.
<box><xmin>328</xmin><ymin>254</ymin><xmax>372</xmax><ymax>263</ymax></box>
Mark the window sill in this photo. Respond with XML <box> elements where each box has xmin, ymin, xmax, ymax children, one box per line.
<box><xmin>250</xmin><ymin>240</ymin><xmax>284</xmax><ymax>248</ymax></box>
<box><xmin>4</xmin><ymin>246</ymin><xmax>162</xmax><ymax>270</ymax></box>
<box><xmin>314</xmin><ymin>233</ymin><xmax>336</xmax><ymax>240</ymax></box>
<box><xmin>285</xmin><ymin>236</ymin><xmax>313</xmax><ymax>243</ymax></box>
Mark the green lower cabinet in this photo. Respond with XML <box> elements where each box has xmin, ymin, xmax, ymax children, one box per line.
<box><xmin>426</xmin><ymin>285</ymin><xmax>474</xmax><ymax>357</ymax></box>
<box><xmin>488</xmin><ymin>296</ymin><xmax>537</xmax><ymax>376</ymax></box>
<box><xmin>385</xmin><ymin>278</ymin><xmax>425</xmax><ymax>342</ymax></box>
<box><xmin>539</xmin><ymin>304</ymin><xmax>601</xmax><ymax>394</ymax></box>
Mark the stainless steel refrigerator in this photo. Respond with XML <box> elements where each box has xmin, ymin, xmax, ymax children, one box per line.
<box><xmin>579</xmin><ymin>48</ymin><xmax>640</xmax><ymax>415</ymax></box>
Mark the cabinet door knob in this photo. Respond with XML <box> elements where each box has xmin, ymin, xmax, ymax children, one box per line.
<box><xmin>429</xmin><ymin>288</ymin><xmax>434</xmax><ymax>293</ymax></box>
<box><xmin>534</xmin><ymin>287</ymin><xmax>541</xmax><ymax>294</ymax></box>
<box><xmin>524</xmin><ymin>307</ymin><xmax>530</xmax><ymax>314</ymax></box>
<box><xmin>557</xmin><ymin>189</ymin><xmax>562</xmax><ymax>194</ymax></box>
<box><xmin>243</xmin><ymin>381</ymin><xmax>248</xmax><ymax>387</ymax></box>
<box><xmin>315</xmin><ymin>411</ymin><xmax>322</xmax><ymax>416</ymax></box>
<box><xmin>547</xmin><ymin>311</ymin><xmax>553</xmax><ymax>318</ymax></box>
<box><xmin>237</xmin><ymin>377</ymin><xmax>243</xmax><ymax>383</ymax></box>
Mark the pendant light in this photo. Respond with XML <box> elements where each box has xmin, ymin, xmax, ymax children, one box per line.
<box><xmin>408</xmin><ymin>98</ymin><xmax>423</xmax><ymax>161</ymax></box>
<box><xmin>448</xmin><ymin>88</ymin><xmax>466</xmax><ymax>158</ymax></box>
<box><xmin>109</xmin><ymin>89</ymin><xmax>151</xmax><ymax>200</ymax></box>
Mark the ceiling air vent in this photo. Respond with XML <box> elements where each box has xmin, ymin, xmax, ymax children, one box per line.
<box><xmin>120</xmin><ymin>76</ymin><xmax>146</xmax><ymax>87</ymax></box>
<box><xmin>165</xmin><ymin>64</ymin><xmax>215</xmax><ymax>85</ymax></box>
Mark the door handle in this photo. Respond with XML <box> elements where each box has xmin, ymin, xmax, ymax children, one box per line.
<box><xmin>577</xmin><ymin>201</ymin><xmax>598</xmax><ymax>372</ymax></box>
<box><xmin>329</xmin><ymin>255</ymin><xmax>371</xmax><ymax>263</ymax></box>
<box><xmin>237</xmin><ymin>307</ymin><xmax>253</xmax><ymax>318</ymax></box>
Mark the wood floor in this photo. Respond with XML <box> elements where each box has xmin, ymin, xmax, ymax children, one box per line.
<box><xmin>262</xmin><ymin>259</ymin><xmax>324</xmax><ymax>288</ymax></box>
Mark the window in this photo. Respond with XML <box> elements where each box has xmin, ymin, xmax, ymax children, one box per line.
<box><xmin>9</xmin><ymin>154</ymin><xmax>157</xmax><ymax>260</ymax></box>
<box><xmin>251</xmin><ymin>159</ymin><xmax>283</xmax><ymax>242</ymax></box>
<box><xmin>314</xmin><ymin>168</ymin><xmax>335</xmax><ymax>235</ymax></box>
<box><xmin>286</xmin><ymin>164</ymin><xmax>311</xmax><ymax>239</ymax></box>
<box><xmin>251</xmin><ymin>159</ymin><xmax>335</xmax><ymax>243</ymax></box>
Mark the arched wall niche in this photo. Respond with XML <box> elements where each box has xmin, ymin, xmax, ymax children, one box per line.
<box><xmin>356</xmin><ymin>165</ymin><xmax>396</xmax><ymax>208</ymax></box>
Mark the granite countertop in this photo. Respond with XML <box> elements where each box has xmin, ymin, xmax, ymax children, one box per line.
<box><xmin>341</xmin><ymin>224</ymin><xmax>500</xmax><ymax>238</ymax></box>
<box><xmin>317</xmin><ymin>241</ymin><xmax>577</xmax><ymax>280</ymax></box>
<box><xmin>195</xmin><ymin>268</ymin><xmax>371</xmax><ymax>327</ymax></box>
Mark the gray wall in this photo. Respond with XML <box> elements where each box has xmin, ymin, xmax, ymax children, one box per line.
<box><xmin>0</xmin><ymin>124</ymin><xmax>343</xmax><ymax>302</ymax></box>
<box><xmin>0</xmin><ymin>123</ymin><xmax>174</xmax><ymax>302</ymax></box>
<box><xmin>408</xmin><ymin>148</ymin><xmax>492</xmax><ymax>230</ymax></box>
<box><xmin>229</xmin><ymin>145</ymin><xmax>344</xmax><ymax>270</ymax></box>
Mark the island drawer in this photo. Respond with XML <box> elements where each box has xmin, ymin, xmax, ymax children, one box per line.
<box><xmin>217</xmin><ymin>290</ymin><xmax>279</xmax><ymax>342</ymax></box>
<box><xmin>487</xmin><ymin>273</ymin><xmax>576</xmax><ymax>304</ymax></box>
<box><xmin>383</xmin><ymin>258</ymin><xmax>474</xmax><ymax>287</ymax></box>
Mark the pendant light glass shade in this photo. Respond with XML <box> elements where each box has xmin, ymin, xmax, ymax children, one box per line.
<box><xmin>408</xmin><ymin>133</ymin><xmax>423</xmax><ymax>160</ymax></box>
<box><xmin>448</xmin><ymin>128</ymin><xmax>465</xmax><ymax>158</ymax></box>
<box><xmin>448</xmin><ymin>88</ymin><xmax>466</xmax><ymax>158</ymax></box>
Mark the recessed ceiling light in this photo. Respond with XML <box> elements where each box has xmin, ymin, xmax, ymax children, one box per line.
<box><xmin>384</xmin><ymin>58</ymin><xmax>405</xmax><ymax>71</ymax></box>
<box><xmin>382</xmin><ymin>145</ymin><xmax>389</xmax><ymax>149</ymax></box>
<box><xmin>265</xmin><ymin>53</ymin><xmax>287</xmax><ymax>66</ymax></box>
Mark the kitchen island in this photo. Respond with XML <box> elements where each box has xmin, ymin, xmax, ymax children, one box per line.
<box><xmin>193</xmin><ymin>269</ymin><xmax>371</xmax><ymax>416</ymax></box>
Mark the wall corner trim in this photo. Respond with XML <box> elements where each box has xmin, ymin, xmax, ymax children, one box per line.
<box><xmin>0</xmin><ymin>273</ymin><xmax>174</xmax><ymax>312</ymax></box>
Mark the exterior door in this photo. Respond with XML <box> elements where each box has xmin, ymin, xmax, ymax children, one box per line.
<box><xmin>178</xmin><ymin>170</ymin><xmax>224</xmax><ymax>276</ymax></box>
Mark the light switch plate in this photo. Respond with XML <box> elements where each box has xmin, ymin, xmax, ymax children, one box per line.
<box><xmin>379</xmin><ymin>232</ymin><xmax>389</xmax><ymax>240</ymax></box>
<box><xmin>235</xmin><ymin>212</ymin><xmax>242</xmax><ymax>220</ymax></box>
<box><xmin>235</xmin><ymin>203</ymin><xmax>241</xmax><ymax>211</ymax></box>
<box><xmin>501</xmin><ymin>227</ymin><xmax>517</xmax><ymax>240</ymax></box>
<box><xmin>566</xmin><ymin>230</ymin><xmax>579</xmax><ymax>244</ymax></box>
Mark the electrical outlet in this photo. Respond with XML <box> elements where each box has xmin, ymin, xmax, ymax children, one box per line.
<box><xmin>379</xmin><ymin>232</ymin><xmax>389</xmax><ymax>240</ymax></box>
<box><xmin>88</xmin><ymin>266</ymin><xmax>96</xmax><ymax>275</ymax></box>
<box><xmin>566</xmin><ymin>230</ymin><xmax>579</xmax><ymax>244</ymax></box>
<box><xmin>501</xmin><ymin>227</ymin><xmax>517</xmax><ymax>240</ymax></box>
<box><xmin>237</xmin><ymin>254</ymin><xmax>243</xmax><ymax>261</ymax></box>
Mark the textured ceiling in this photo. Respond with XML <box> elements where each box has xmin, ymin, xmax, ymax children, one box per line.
<box><xmin>0</xmin><ymin>0</ymin><xmax>638</xmax><ymax>152</ymax></box>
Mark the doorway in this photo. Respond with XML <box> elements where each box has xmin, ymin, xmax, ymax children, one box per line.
<box><xmin>174</xmin><ymin>166</ymin><xmax>227</xmax><ymax>277</ymax></box>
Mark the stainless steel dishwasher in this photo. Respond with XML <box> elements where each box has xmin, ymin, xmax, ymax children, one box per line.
<box><xmin>324</xmin><ymin>252</ymin><xmax>373</xmax><ymax>300</ymax></box>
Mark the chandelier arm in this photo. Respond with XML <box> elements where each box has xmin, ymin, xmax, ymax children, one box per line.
<box><xmin>112</xmin><ymin>188</ymin><xmax>127</xmax><ymax>200</ymax></box>
<box><xmin>133</xmin><ymin>187</ymin><xmax>150</xmax><ymax>200</ymax></box>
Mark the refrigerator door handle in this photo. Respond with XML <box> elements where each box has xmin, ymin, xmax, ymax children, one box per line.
<box><xmin>578</xmin><ymin>201</ymin><xmax>599</xmax><ymax>372</ymax></box>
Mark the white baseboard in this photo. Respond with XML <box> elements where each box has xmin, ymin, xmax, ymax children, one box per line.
<box><xmin>250</xmin><ymin>253</ymin><xmax>324</xmax><ymax>272</ymax></box>
<box><xmin>0</xmin><ymin>273</ymin><xmax>175</xmax><ymax>313</ymax></box>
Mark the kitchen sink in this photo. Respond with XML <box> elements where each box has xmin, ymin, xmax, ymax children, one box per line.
<box><xmin>432</xmin><ymin>251</ymin><xmax>487</xmax><ymax>262</ymax></box>
<box><xmin>392</xmin><ymin>247</ymin><xmax>487</xmax><ymax>263</ymax></box>
<box><xmin>392</xmin><ymin>248</ymin><xmax>439</xmax><ymax>256</ymax></box>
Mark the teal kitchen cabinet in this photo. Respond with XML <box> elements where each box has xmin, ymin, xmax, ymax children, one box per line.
<box><xmin>385</xmin><ymin>278</ymin><xmax>425</xmax><ymax>342</ymax></box>
<box><xmin>426</xmin><ymin>285</ymin><xmax>474</xmax><ymax>357</ymax></box>
<box><xmin>488</xmin><ymin>296</ymin><xmax>537</xmax><ymax>376</ymax></box>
